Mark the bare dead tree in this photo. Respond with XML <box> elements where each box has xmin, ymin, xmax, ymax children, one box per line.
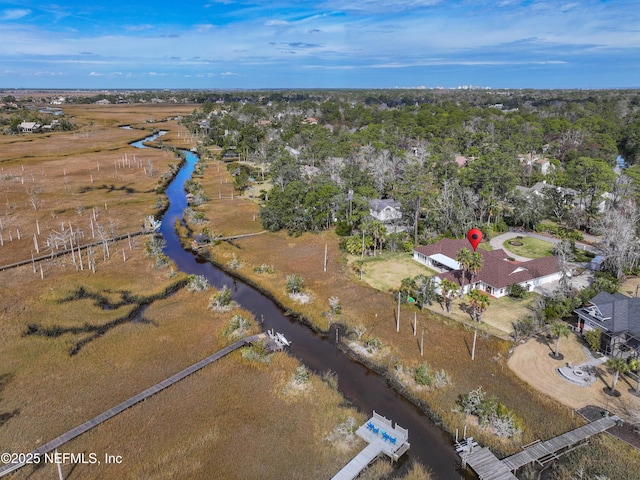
<box><xmin>594</xmin><ymin>203</ymin><xmax>640</xmax><ymax>279</ymax></box>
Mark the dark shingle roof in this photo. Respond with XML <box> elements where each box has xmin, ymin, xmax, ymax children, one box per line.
<box><xmin>415</xmin><ymin>239</ymin><xmax>560</xmax><ymax>290</ymax></box>
<box><xmin>589</xmin><ymin>292</ymin><xmax>640</xmax><ymax>334</ymax></box>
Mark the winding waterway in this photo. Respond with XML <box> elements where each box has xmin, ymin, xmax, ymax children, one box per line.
<box><xmin>132</xmin><ymin>131</ymin><xmax>470</xmax><ymax>479</ymax></box>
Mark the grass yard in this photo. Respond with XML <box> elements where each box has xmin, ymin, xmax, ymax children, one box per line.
<box><xmin>502</xmin><ymin>236</ymin><xmax>555</xmax><ymax>259</ymax></box>
<box><xmin>347</xmin><ymin>252</ymin><xmax>437</xmax><ymax>293</ymax></box>
<box><xmin>421</xmin><ymin>292</ymin><xmax>536</xmax><ymax>339</ymax></box>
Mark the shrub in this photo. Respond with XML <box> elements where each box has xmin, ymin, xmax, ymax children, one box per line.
<box><xmin>414</xmin><ymin>363</ymin><xmax>434</xmax><ymax>386</ymax></box>
<box><xmin>506</xmin><ymin>283</ymin><xmax>528</xmax><ymax>298</ymax></box>
<box><xmin>242</xmin><ymin>340</ymin><xmax>270</xmax><ymax>362</ymax></box>
<box><xmin>227</xmin><ymin>254</ymin><xmax>241</xmax><ymax>270</ymax></box>
<box><xmin>584</xmin><ymin>328</ymin><xmax>602</xmax><ymax>352</ymax></box>
<box><xmin>223</xmin><ymin>314</ymin><xmax>251</xmax><ymax>338</ymax></box>
<box><xmin>460</xmin><ymin>387</ymin><xmax>523</xmax><ymax>438</ymax></box>
<box><xmin>208</xmin><ymin>285</ymin><xmax>234</xmax><ymax>312</ymax></box>
<box><xmin>414</xmin><ymin>363</ymin><xmax>449</xmax><ymax>388</ymax></box>
<box><xmin>186</xmin><ymin>274</ymin><xmax>209</xmax><ymax>292</ymax></box>
<box><xmin>253</xmin><ymin>263</ymin><xmax>275</xmax><ymax>274</ymax></box>
<box><xmin>294</xmin><ymin>365</ymin><xmax>310</xmax><ymax>384</ymax></box>
<box><xmin>328</xmin><ymin>296</ymin><xmax>341</xmax><ymax>315</ymax></box>
<box><xmin>512</xmin><ymin>315</ymin><xmax>537</xmax><ymax>341</ymax></box>
<box><xmin>285</xmin><ymin>274</ymin><xmax>304</xmax><ymax>294</ymax></box>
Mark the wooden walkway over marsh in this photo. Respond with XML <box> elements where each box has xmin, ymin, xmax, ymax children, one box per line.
<box><xmin>0</xmin><ymin>333</ymin><xmax>269</xmax><ymax>477</ymax></box>
<box><xmin>457</xmin><ymin>415</ymin><xmax>620</xmax><ymax>479</ymax></box>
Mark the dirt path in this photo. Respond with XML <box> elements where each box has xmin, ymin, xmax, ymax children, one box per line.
<box><xmin>508</xmin><ymin>334</ymin><xmax>640</xmax><ymax>421</ymax></box>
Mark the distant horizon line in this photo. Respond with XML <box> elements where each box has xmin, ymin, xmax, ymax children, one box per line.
<box><xmin>2</xmin><ymin>86</ymin><xmax>639</xmax><ymax>92</ymax></box>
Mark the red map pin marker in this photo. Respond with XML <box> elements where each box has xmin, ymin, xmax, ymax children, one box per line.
<box><xmin>467</xmin><ymin>228</ymin><xmax>482</xmax><ymax>251</ymax></box>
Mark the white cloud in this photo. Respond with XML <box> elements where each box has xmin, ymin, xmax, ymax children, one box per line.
<box><xmin>1</xmin><ymin>9</ymin><xmax>31</xmax><ymax>20</ymax></box>
<box><xmin>220</xmin><ymin>71</ymin><xmax>239</xmax><ymax>76</ymax></box>
<box><xmin>89</xmin><ymin>71</ymin><xmax>103</xmax><ymax>76</ymax></box>
<box><xmin>125</xmin><ymin>24</ymin><xmax>154</xmax><ymax>32</ymax></box>
<box><xmin>320</xmin><ymin>0</ymin><xmax>441</xmax><ymax>13</ymax></box>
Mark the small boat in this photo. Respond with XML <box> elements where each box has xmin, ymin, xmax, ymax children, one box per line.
<box><xmin>276</xmin><ymin>332</ymin><xmax>291</xmax><ymax>347</ymax></box>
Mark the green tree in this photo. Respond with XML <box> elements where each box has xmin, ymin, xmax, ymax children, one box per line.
<box><xmin>565</xmin><ymin>157</ymin><xmax>616</xmax><ymax>215</ymax></box>
<box><xmin>584</xmin><ymin>328</ymin><xmax>602</xmax><ymax>352</ymax></box>
<box><xmin>369</xmin><ymin>220</ymin><xmax>387</xmax><ymax>256</ymax></box>
<box><xmin>467</xmin><ymin>252</ymin><xmax>484</xmax><ymax>288</ymax></box>
<box><xmin>550</xmin><ymin>321</ymin><xmax>571</xmax><ymax>357</ymax></box>
<box><xmin>605</xmin><ymin>357</ymin><xmax>630</xmax><ymax>394</ymax></box>
<box><xmin>285</xmin><ymin>274</ymin><xmax>304</xmax><ymax>294</ymax></box>
<box><xmin>455</xmin><ymin>247</ymin><xmax>473</xmax><ymax>285</ymax></box>
<box><xmin>344</xmin><ymin>233</ymin><xmax>373</xmax><ymax>256</ymax></box>
<box><xmin>439</xmin><ymin>279</ymin><xmax>459</xmax><ymax>313</ymax></box>
<box><xmin>467</xmin><ymin>289</ymin><xmax>491</xmax><ymax>322</ymax></box>
<box><xmin>413</xmin><ymin>274</ymin><xmax>438</xmax><ymax>309</ymax></box>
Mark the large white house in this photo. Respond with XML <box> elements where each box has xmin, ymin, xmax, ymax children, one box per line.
<box><xmin>413</xmin><ymin>238</ymin><xmax>562</xmax><ymax>298</ymax></box>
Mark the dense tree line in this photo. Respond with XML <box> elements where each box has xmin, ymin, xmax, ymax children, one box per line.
<box><xmin>181</xmin><ymin>89</ymin><xmax>640</xmax><ymax>276</ymax></box>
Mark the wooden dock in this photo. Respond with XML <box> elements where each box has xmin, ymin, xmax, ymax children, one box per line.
<box><xmin>459</xmin><ymin>445</ymin><xmax>518</xmax><ymax>480</ymax></box>
<box><xmin>457</xmin><ymin>415</ymin><xmax>620</xmax><ymax>479</ymax></box>
<box><xmin>0</xmin><ymin>333</ymin><xmax>277</xmax><ymax>477</ymax></box>
<box><xmin>501</xmin><ymin>415</ymin><xmax>619</xmax><ymax>470</ymax></box>
<box><xmin>332</xmin><ymin>411</ymin><xmax>410</xmax><ymax>480</ymax></box>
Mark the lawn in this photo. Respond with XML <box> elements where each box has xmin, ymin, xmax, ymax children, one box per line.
<box><xmin>347</xmin><ymin>252</ymin><xmax>437</xmax><ymax>293</ymax></box>
<box><xmin>502</xmin><ymin>236</ymin><xmax>555</xmax><ymax>259</ymax></box>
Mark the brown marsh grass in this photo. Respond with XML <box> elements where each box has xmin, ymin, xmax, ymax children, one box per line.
<box><xmin>190</xmin><ymin>157</ymin><xmax>640</xmax><ymax>461</ymax></box>
<box><xmin>0</xmin><ymin>105</ymin><xmax>195</xmax><ymax>265</ymax></box>
<box><xmin>0</xmin><ymin>106</ymin><xmax>366</xmax><ymax>480</ymax></box>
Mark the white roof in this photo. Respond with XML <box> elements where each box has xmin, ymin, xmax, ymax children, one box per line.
<box><xmin>430</xmin><ymin>253</ymin><xmax>460</xmax><ymax>270</ymax></box>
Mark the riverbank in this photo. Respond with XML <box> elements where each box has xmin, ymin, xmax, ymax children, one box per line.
<box><xmin>183</xmin><ymin>154</ymin><xmax>581</xmax><ymax>456</ymax></box>
<box><xmin>188</xmin><ymin>154</ymin><xmax>640</xmax><ymax>478</ymax></box>
<box><xmin>0</xmin><ymin>107</ymin><xmax>385</xmax><ymax>479</ymax></box>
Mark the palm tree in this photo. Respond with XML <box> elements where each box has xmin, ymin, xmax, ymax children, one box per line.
<box><xmin>439</xmin><ymin>279</ymin><xmax>459</xmax><ymax>313</ymax></box>
<box><xmin>550</xmin><ymin>321</ymin><xmax>571</xmax><ymax>358</ymax></box>
<box><xmin>467</xmin><ymin>252</ymin><xmax>484</xmax><ymax>289</ymax></box>
<box><xmin>467</xmin><ymin>289</ymin><xmax>491</xmax><ymax>322</ymax></box>
<box><xmin>455</xmin><ymin>247</ymin><xmax>473</xmax><ymax>287</ymax></box>
<box><xmin>370</xmin><ymin>220</ymin><xmax>386</xmax><ymax>256</ymax></box>
<box><xmin>606</xmin><ymin>357</ymin><xmax>630</xmax><ymax>395</ymax></box>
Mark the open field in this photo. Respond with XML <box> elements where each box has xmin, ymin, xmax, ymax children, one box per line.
<box><xmin>501</xmin><ymin>236</ymin><xmax>555</xmax><ymax>259</ymax></box>
<box><xmin>0</xmin><ymin>105</ymin><xmax>366</xmax><ymax>480</ymax></box>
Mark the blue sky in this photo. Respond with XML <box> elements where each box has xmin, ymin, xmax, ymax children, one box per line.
<box><xmin>1</xmin><ymin>0</ymin><xmax>639</xmax><ymax>89</ymax></box>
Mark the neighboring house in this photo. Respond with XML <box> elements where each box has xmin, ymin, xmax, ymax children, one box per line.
<box><xmin>574</xmin><ymin>292</ymin><xmax>640</xmax><ymax>357</ymax></box>
<box><xmin>369</xmin><ymin>199</ymin><xmax>404</xmax><ymax>233</ymax></box>
<box><xmin>19</xmin><ymin>122</ymin><xmax>41</xmax><ymax>133</ymax></box>
<box><xmin>455</xmin><ymin>155</ymin><xmax>469</xmax><ymax>167</ymax></box>
<box><xmin>413</xmin><ymin>238</ymin><xmax>561</xmax><ymax>298</ymax></box>
<box><xmin>516</xmin><ymin>181</ymin><xmax>611</xmax><ymax>213</ymax></box>
<box><xmin>518</xmin><ymin>153</ymin><xmax>555</xmax><ymax>175</ymax></box>
<box><xmin>285</xmin><ymin>146</ymin><xmax>300</xmax><ymax>158</ymax></box>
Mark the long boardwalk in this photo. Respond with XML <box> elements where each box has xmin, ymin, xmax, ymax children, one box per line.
<box><xmin>0</xmin><ymin>230</ymin><xmax>147</xmax><ymax>272</ymax></box>
<box><xmin>0</xmin><ymin>334</ymin><xmax>265</xmax><ymax>477</ymax></box>
<box><xmin>501</xmin><ymin>415</ymin><xmax>619</xmax><ymax>470</ymax></box>
<box><xmin>458</xmin><ymin>415</ymin><xmax>619</xmax><ymax>479</ymax></box>
<box><xmin>332</xmin><ymin>411</ymin><xmax>410</xmax><ymax>480</ymax></box>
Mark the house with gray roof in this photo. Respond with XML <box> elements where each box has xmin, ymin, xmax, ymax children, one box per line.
<box><xmin>369</xmin><ymin>199</ymin><xmax>405</xmax><ymax>233</ymax></box>
<box><xmin>574</xmin><ymin>292</ymin><xmax>640</xmax><ymax>357</ymax></box>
